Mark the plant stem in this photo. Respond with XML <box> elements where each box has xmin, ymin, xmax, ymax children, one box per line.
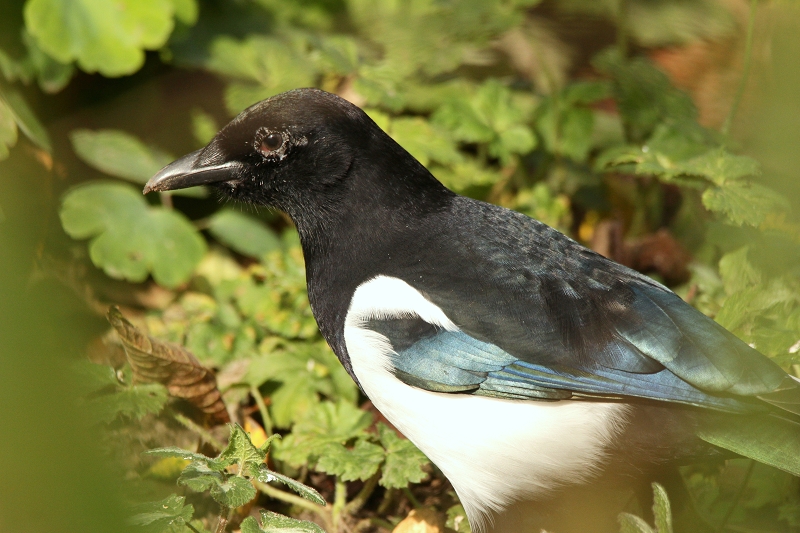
<box><xmin>721</xmin><ymin>0</ymin><xmax>758</xmax><ymax>138</ymax></box>
<box><xmin>172</xmin><ymin>411</ymin><xmax>225</xmax><ymax>451</ymax></box>
<box><xmin>332</xmin><ymin>478</ymin><xmax>348</xmax><ymax>531</ymax></box>
<box><xmin>616</xmin><ymin>0</ymin><xmax>629</xmax><ymax>59</ymax></box>
<box><xmin>255</xmin><ymin>481</ymin><xmax>332</xmax><ymax>526</ymax></box>
<box><xmin>185</xmin><ymin>522</ymin><xmax>203</xmax><ymax>533</ymax></box>
<box><xmin>402</xmin><ymin>487</ymin><xmax>422</xmax><ymax>509</ymax></box>
<box><xmin>715</xmin><ymin>460</ymin><xmax>756</xmax><ymax>533</ymax></box>
<box><xmin>344</xmin><ymin>472</ymin><xmax>381</xmax><ymax>516</ymax></box>
<box><xmin>250</xmin><ymin>383</ymin><xmax>273</xmax><ymax>434</ymax></box>
<box><xmin>215</xmin><ymin>507</ymin><xmax>233</xmax><ymax>533</ymax></box>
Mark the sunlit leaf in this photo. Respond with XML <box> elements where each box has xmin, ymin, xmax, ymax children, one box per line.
<box><xmin>316</xmin><ymin>440</ymin><xmax>384</xmax><ymax>481</ymax></box>
<box><xmin>0</xmin><ymin>88</ymin><xmax>51</xmax><ymax>151</ymax></box>
<box><xmin>24</xmin><ymin>0</ymin><xmax>176</xmax><ymax>76</ymax></box>
<box><xmin>129</xmin><ymin>494</ymin><xmax>194</xmax><ymax>533</ymax></box>
<box><xmin>60</xmin><ymin>182</ymin><xmax>206</xmax><ymax>287</ymax></box>
<box><xmin>241</xmin><ymin>510</ymin><xmax>325</xmax><ymax>533</ymax></box>
<box><xmin>88</xmin><ymin>383</ymin><xmax>168</xmax><ymax>423</ymax></box>
<box><xmin>702</xmin><ymin>182</ymin><xmax>789</xmax><ymax>227</ymax></box>
<box><xmin>208</xmin><ymin>209</ymin><xmax>281</xmax><ymax>258</ymax></box>
<box><xmin>378</xmin><ymin>423</ymin><xmax>429</xmax><ymax>488</ymax></box>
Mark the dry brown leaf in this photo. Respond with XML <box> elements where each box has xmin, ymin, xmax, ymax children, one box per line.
<box><xmin>107</xmin><ymin>306</ymin><xmax>230</xmax><ymax>425</ymax></box>
<box><xmin>392</xmin><ymin>509</ymin><xmax>445</xmax><ymax>533</ymax></box>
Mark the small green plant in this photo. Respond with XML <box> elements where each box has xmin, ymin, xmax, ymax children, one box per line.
<box><xmin>145</xmin><ymin>424</ymin><xmax>326</xmax><ymax>533</ymax></box>
<box><xmin>618</xmin><ymin>483</ymin><xmax>673</xmax><ymax>533</ymax></box>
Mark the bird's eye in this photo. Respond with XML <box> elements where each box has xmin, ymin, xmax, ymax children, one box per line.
<box><xmin>260</xmin><ymin>132</ymin><xmax>283</xmax><ymax>155</ymax></box>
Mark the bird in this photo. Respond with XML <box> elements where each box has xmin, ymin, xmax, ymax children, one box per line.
<box><xmin>144</xmin><ymin>88</ymin><xmax>800</xmax><ymax>533</ymax></box>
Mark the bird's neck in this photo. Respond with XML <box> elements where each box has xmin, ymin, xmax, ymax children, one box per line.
<box><xmin>288</xmin><ymin>155</ymin><xmax>455</xmax><ymax>378</ymax></box>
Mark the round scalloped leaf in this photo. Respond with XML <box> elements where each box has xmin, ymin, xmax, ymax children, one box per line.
<box><xmin>0</xmin><ymin>98</ymin><xmax>17</xmax><ymax>161</ymax></box>
<box><xmin>60</xmin><ymin>182</ymin><xmax>205</xmax><ymax>287</ymax></box>
<box><xmin>70</xmin><ymin>129</ymin><xmax>174</xmax><ymax>184</ymax></box>
<box><xmin>24</xmin><ymin>0</ymin><xmax>176</xmax><ymax>76</ymax></box>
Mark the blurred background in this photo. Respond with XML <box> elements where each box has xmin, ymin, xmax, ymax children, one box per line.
<box><xmin>2</xmin><ymin>0</ymin><xmax>800</xmax><ymax>532</ymax></box>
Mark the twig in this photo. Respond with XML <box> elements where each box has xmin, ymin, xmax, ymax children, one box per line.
<box><xmin>616</xmin><ymin>0</ymin><xmax>629</xmax><ymax>59</ymax></box>
<box><xmin>332</xmin><ymin>478</ymin><xmax>348</xmax><ymax>531</ymax></box>
<box><xmin>172</xmin><ymin>411</ymin><xmax>225</xmax><ymax>452</ymax></box>
<box><xmin>344</xmin><ymin>472</ymin><xmax>381</xmax><ymax>516</ymax></box>
<box><xmin>715</xmin><ymin>460</ymin><xmax>756</xmax><ymax>533</ymax></box>
<box><xmin>215</xmin><ymin>507</ymin><xmax>233</xmax><ymax>533</ymax></box>
<box><xmin>185</xmin><ymin>521</ymin><xmax>203</xmax><ymax>533</ymax></box>
<box><xmin>250</xmin><ymin>383</ymin><xmax>274</xmax><ymax>434</ymax></box>
<box><xmin>402</xmin><ymin>487</ymin><xmax>422</xmax><ymax>509</ymax></box>
<box><xmin>376</xmin><ymin>487</ymin><xmax>395</xmax><ymax>516</ymax></box>
<box><xmin>721</xmin><ymin>0</ymin><xmax>758</xmax><ymax>138</ymax></box>
<box><xmin>255</xmin><ymin>481</ymin><xmax>332</xmax><ymax>525</ymax></box>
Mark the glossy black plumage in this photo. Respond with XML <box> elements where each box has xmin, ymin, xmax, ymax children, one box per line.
<box><xmin>145</xmin><ymin>88</ymin><xmax>800</xmax><ymax>533</ymax></box>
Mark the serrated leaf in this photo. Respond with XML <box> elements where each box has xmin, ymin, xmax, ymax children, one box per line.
<box><xmin>24</xmin><ymin>0</ymin><xmax>176</xmax><ymax>76</ymax></box>
<box><xmin>144</xmin><ymin>447</ymin><xmax>225</xmax><ymax>469</ymax></box>
<box><xmin>378</xmin><ymin>424</ymin><xmax>429</xmax><ymax>488</ymax></box>
<box><xmin>618</xmin><ymin>513</ymin><xmax>655</xmax><ymax>533</ymax></box>
<box><xmin>129</xmin><ymin>494</ymin><xmax>194</xmax><ymax>533</ymax></box>
<box><xmin>651</xmin><ymin>483</ymin><xmax>672</xmax><ymax>533</ymax></box>
<box><xmin>241</xmin><ymin>510</ymin><xmax>326</xmax><ymax>533</ymax></box>
<box><xmin>60</xmin><ymin>182</ymin><xmax>205</xmax><ymax>287</ymax></box>
<box><xmin>273</xmin><ymin>400</ymin><xmax>373</xmax><ymax>467</ymax></box>
<box><xmin>70</xmin><ymin>129</ymin><xmax>174</xmax><ymax>184</ymax></box>
<box><xmin>719</xmin><ymin>247</ymin><xmax>760</xmax><ymax>295</ymax></box>
<box><xmin>676</xmin><ymin>149</ymin><xmax>761</xmax><ymax>186</ymax></box>
<box><xmin>178</xmin><ymin>461</ymin><xmax>225</xmax><ymax>493</ymax></box>
<box><xmin>218</xmin><ymin>424</ymin><xmax>267</xmax><ymax>477</ymax></box>
<box><xmin>316</xmin><ymin>440</ymin><xmax>384</xmax><ymax>481</ymax></box>
<box><xmin>255</xmin><ymin>466</ymin><xmax>326</xmax><ymax>506</ymax></box>
<box><xmin>88</xmin><ymin>383</ymin><xmax>168</xmax><ymax>423</ymax></box>
<box><xmin>702</xmin><ymin>182</ymin><xmax>789</xmax><ymax>227</ymax></box>
<box><xmin>108</xmin><ymin>307</ymin><xmax>230</xmax><ymax>424</ymax></box>
<box><xmin>210</xmin><ymin>475</ymin><xmax>256</xmax><ymax>507</ymax></box>
<box><xmin>0</xmin><ymin>88</ymin><xmax>51</xmax><ymax>151</ymax></box>
<box><xmin>208</xmin><ymin>209</ymin><xmax>281</xmax><ymax>258</ymax></box>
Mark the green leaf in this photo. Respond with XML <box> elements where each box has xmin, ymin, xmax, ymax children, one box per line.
<box><xmin>719</xmin><ymin>247</ymin><xmax>760</xmax><ymax>295</ymax></box>
<box><xmin>60</xmin><ymin>182</ymin><xmax>206</xmax><ymax>287</ymax></box>
<box><xmin>145</xmin><ymin>447</ymin><xmax>226</xmax><ymax>470</ymax></box>
<box><xmin>446</xmin><ymin>503</ymin><xmax>472</xmax><ymax>533</ymax></box>
<box><xmin>594</xmin><ymin>50</ymin><xmax>696</xmax><ymax>142</ymax></box>
<box><xmin>168</xmin><ymin>0</ymin><xmax>198</xmax><ymax>25</ymax></box>
<box><xmin>24</xmin><ymin>0</ymin><xmax>177</xmax><ymax>76</ymax></box>
<box><xmin>0</xmin><ymin>88</ymin><xmax>51</xmax><ymax>151</ymax></box>
<box><xmin>316</xmin><ymin>440</ymin><xmax>384</xmax><ymax>481</ymax></box>
<box><xmin>0</xmin><ymin>97</ymin><xmax>18</xmax><ymax>161</ymax></box>
<box><xmin>208</xmin><ymin>209</ymin><xmax>281</xmax><ymax>258</ymax></box>
<box><xmin>675</xmin><ymin>149</ymin><xmax>761</xmax><ymax>186</ymax></box>
<box><xmin>389</xmin><ymin>117</ymin><xmax>462</xmax><ymax>167</ymax></box>
<box><xmin>241</xmin><ymin>510</ymin><xmax>326</xmax><ymax>533</ymax></box>
<box><xmin>698</xmin><ymin>415</ymin><xmax>800</xmax><ymax>477</ymax></box>
<box><xmin>70</xmin><ymin>129</ymin><xmax>174</xmax><ymax>184</ymax></box>
<box><xmin>618</xmin><ymin>513</ymin><xmax>655</xmax><ymax>533</ymax></box>
<box><xmin>129</xmin><ymin>494</ymin><xmax>194</xmax><ymax>533</ymax></box>
<box><xmin>218</xmin><ymin>424</ymin><xmax>268</xmax><ymax>477</ymax></box>
<box><xmin>273</xmin><ymin>400</ymin><xmax>373</xmax><ymax>467</ymax></box>
<box><xmin>178</xmin><ymin>461</ymin><xmax>225</xmax><ymax>492</ymax></box>
<box><xmin>651</xmin><ymin>483</ymin><xmax>673</xmax><ymax>533</ymax></box>
<box><xmin>702</xmin><ymin>182</ymin><xmax>789</xmax><ymax>227</ymax></box>
<box><xmin>210</xmin><ymin>475</ymin><xmax>256</xmax><ymax>507</ymax></box>
<box><xmin>378</xmin><ymin>423</ymin><xmax>429</xmax><ymax>488</ymax></box>
<box><xmin>254</xmin><ymin>466</ymin><xmax>326</xmax><ymax>506</ymax></box>
<box><xmin>22</xmin><ymin>30</ymin><xmax>75</xmax><ymax>93</ymax></box>
<box><xmin>88</xmin><ymin>383</ymin><xmax>168</xmax><ymax>423</ymax></box>
<box><xmin>190</xmin><ymin>108</ymin><xmax>218</xmax><ymax>146</ymax></box>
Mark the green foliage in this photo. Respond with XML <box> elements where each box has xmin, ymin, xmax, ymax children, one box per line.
<box><xmin>241</xmin><ymin>510</ymin><xmax>325</xmax><ymax>533</ymax></box>
<box><xmin>129</xmin><ymin>494</ymin><xmax>195</xmax><ymax>533</ymax></box>
<box><xmin>60</xmin><ymin>182</ymin><xmax>206</xmax><ymax>287</ymax></box>
<box><xmin>148</xmin><ymin>424</ymin><xmax>325</xmax><ymax>510</ymax></box>
<box><xmin>24</xmin><ymin>0</ymin><xmax>195</xmax><ymax>76</ymax></box>
<box><xmin>618</xmin><ymin>483</ymin><xmax>673</xmax><ymax>533</ymax></box>
<box><xmin>207</xmin><ymin>209</ymin><xmax>281</xmax><ymax>259</ymax></box>
<box><xmin>6</xmin><ymin>0</ymin><xmax>800</xmax><ymax>531</ymax></box>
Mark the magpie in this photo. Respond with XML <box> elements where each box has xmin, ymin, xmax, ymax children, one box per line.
<box><xmin>145</xmin><ymin>88</ymin><xmax>800</xmax><ymax>533</ymax></box>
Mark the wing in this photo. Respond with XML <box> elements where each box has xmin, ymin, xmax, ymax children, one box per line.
<box><xmin>375</xmin><ymin>197</ymin><xmax>800</xmax><ymax>413</ymax></box>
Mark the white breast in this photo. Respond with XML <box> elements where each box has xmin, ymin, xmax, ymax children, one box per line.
<box><xmin>343</xmin><ymin>275</ymin><xmax>629</xmax><ymax>532</ymax></box>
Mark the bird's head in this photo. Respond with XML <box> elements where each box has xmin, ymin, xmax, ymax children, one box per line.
<box><xmin>144</xmin><ymin>88</ymin><xmax>373</xmax><ymax>212</ymax></box>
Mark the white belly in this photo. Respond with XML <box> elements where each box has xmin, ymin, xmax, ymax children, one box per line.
<box><xmin>343</xmin><ymin>276</ymin><xmax>629</xmax><ymax>531</ymax></box>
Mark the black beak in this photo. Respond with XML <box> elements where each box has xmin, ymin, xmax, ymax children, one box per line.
<box><xmin>143</xmin><ymin>149</ymin><xmax>244</xmax><ymax>194</ymax></box>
